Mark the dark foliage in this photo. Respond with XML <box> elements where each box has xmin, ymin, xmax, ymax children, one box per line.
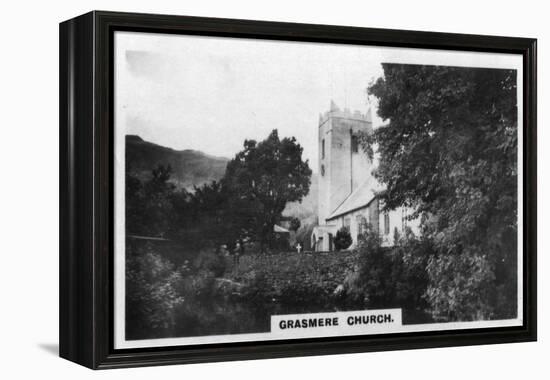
<box><xmin>224</xmin><ymin>129</ymin><xmax>312</xmax><ymax>250</ymax></box>
<box><xmin>126</xmin><ymin>243</ymin><xmax>187</xmax><ymax>337</ymax></box>
<box><xmin>334</xmin><ymin>227</ymin><xmax>353</xmax><ymax>251</ymax></box>
<box><xmin>125</xmin><ymin>164</ymin><xmax>178</xmax><ymax>237</ymax></box>
<box><xmin>346</xmin><ymin>227</ymin><xmax>431</xmax><ymax>315</ymax></box>
<box><xmin>126</xmin><ymin>130</ymin><xmax>311</xmax><ymax>254</ymax></box>
<box><xmin>194</xmin><ymin>249</ymin><xmax>227</xmax><ymax>277</ymax></box>
<box><xmin>364</xmin><ymin>64</ymin><xmax>518</xmax><ymax>321</ymax></box>
<box><xmin>289</xmin><ymin>217</ymin><xmax>301</xmax><ymax>232</ymax></box>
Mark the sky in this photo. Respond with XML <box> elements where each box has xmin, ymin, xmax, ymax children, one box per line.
<box><xmin>115</xmin><ymin>32</ymin><xmax>389</xmax><ymax>171</ymax></box>
<box><xmin>114</xmin><ymin>32</ymin><xmax>523</xmax><ymax>172</ymax></box>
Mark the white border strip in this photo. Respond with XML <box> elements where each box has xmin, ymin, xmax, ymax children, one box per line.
<box><xmin>115</xmin><ymin>318</ymin><xmax>522</xmax><ymax>350</ymax></box>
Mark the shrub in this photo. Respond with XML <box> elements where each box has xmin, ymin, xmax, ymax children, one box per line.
<box><xmin>194</xmin><ymin>249</ymin><xmax>227</xmax><ymax>277</ymax></box>
<box><xmin>346</xmin><ymin>226</ymin><xmax>430</xmax><ymax>313</ymax></box>
<box><xmin>270</xmin><ymin>233</ymin><xmax>291</xmax><ymax>251</ymax></box>
<box><xmin>126</xmin><ymin>248</ymin><xmax>187</xmax><ymax>336</ymax></box>
<box><xmin>422</xmin><ymin>216</ymin><xmax>518</xmax><ymax>322</ymax></box>
<box><xmin>240</xmin><ymin>270</ymin><xmax>275</xmax><ymax>304</ymax></box>
<box><xmin>425</xmin><ymin>250</ymin><xmax>496</xmax><ymax>321</ymax></box>
<box><xmin>289</xmin><ymin>217</ymin><xmax>301</xmax><ymax>232</ymax></box>
<box><xmin>393</xmin><ymin>232</ymin><xmax>431</xmax><ymax>311</ymax></box>
<box><xmin>278</xmin><ymin>276</ymin><xmax>330</xmax><ymax>307</ymax></box>
<box><xmin>186</xmin><ymin>269</ymin><xmax>218</xmax><ymax>300</ymax></box>
<box><xmin>334</xmin><ymin>227</ymin><xmax>352</xmax><ymax>250</ymax></box>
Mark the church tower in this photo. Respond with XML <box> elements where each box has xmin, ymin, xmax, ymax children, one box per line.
<box><xmin>317</xmin><ymin>101</ymin><xmax>373</xmax><ymax>225</ymax></box>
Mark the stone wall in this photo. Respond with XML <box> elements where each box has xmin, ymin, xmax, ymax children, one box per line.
<box><xmin>227</xmin><ymin>251</ymin><xmax>358</xmax><ymax>294</ymax></box>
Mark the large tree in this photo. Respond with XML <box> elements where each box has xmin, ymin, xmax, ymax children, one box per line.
<box><xmin>365</xmin><ymin>64</ymin><xmax>518</xmax><ymax>321</ymax></box>
<box><xmin>184</xmin><ymin>180</ymin><xmax>248</xmax><ymax>251</ymax></box>
<box><xmin>224</xmin><ymin>130</ymin><xmax>312</xmax><ymax>251</ymax></box>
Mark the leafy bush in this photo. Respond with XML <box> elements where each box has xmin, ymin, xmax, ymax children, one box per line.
<box><xmin>186</xmin><ymin>269</ymin><xmax>218</xmax><ymax>300</ymax></box>
<box><xmin>126</xmin><ymin>248</ymin><xmax>187</xmax><ymax>336</ymax></box>
<box><xmin>334</xmin><ymin>227</ymin><xmax>353</xmax><ymax>251</ymax></box>
<box><xmin>425</xmin><ymin>250</ymin><xmax>495</xmax><ymax>321</ymax></box>
<box><xmin>194</xmin><ymin>249</ymin><xmax>227</xmax><ymax>277</ymax></box>
<box><xmin>270</xmin><ymin>232</ymin><xmax>291</xmax><ymax>251</ymax></box>
<box><xmin>289</xmin><ymin>217</ymin><xmax>301</xmax><ymax>232</ymax></box>
<box><xmin>278</xmin><ymin>277</ymin><xmax>331</xmax><ymax>306</ymax></box>
<box><xmin>346</xmin><ymin>226</ymin><xmax>430</xmax><ymax>313</ymax></box>
<box><xmin>240</xmin><ymin>270</ymin><xmax>276</xmax><ymax>304</ymax></box>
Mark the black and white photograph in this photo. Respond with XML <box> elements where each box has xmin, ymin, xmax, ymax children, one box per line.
<box><xmin>1</xmin><ymin>0</ymin><xmax>546</xmax><ymax>375</ymax></box>
<box><xmin>113</xmin><ymin>31</ymin><xmax>524</xmax><ymax>348</ymax></box>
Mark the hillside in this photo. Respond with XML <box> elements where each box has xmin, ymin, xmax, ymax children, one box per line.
<box><xmin>126</xmin><ymin>135</ymin><xmax>229</xmax><ymax>190</ymax></box>
<box><xmin>126</xmin><ymin>134</ymin><xmax>318</xmax><ymax>223</ymax></box>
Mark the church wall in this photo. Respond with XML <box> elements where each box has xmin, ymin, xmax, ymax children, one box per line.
<box><xmin>349</xmin><ymin>119</ymin><xmax>373</xmax><ymax>193</ymax></box>
<box><xmin>335</xmin><ymin>207</ymin><xmax>366</xmax><ymax>249</ymax></box>
<box><xmin>378</xmin><ymin>206</ymin><xmax>421</xmax><ymax>247</ymax></box>
<box><xmin>317</xmin><ymin>117</ymin><xmax>332</xmax><ymax>224</ymax></box>
<box><xmin>314</xmin><ymin>203</ymin><xmax>421</xmax><ymax>252</ymax></box>
<box><xmin>328</xmin><ymin>116</ymin><xmax>373</xmax><ymax>211</ymax></box>
<box><xmin>330</xmin><ymin>198</ymin><xmax>379</xmax><ymax>250</ymax></box>
<box><xmin>328</xmin><ymin>119</ymin><xmax>353</xmax><ymax>217</ymax></box>
<box><xmin>379</xmin><ymin>208</ymin><xmax>399</xmax><ymax>247</ymax></box>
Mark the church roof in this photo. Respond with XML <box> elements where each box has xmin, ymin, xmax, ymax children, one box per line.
<box><xmin>326</xmin><ymin>175</ymin><xmax>383</xmax><ymax>221</ymax></box>
<box><xmin>273</xmin><ymin>224</ymin><xmax>290</xmax><ymax>233</ymax></box>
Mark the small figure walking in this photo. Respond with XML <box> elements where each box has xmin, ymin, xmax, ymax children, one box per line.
<box><xmin>296</xmin><ymin>243</ymin><xmax>302</xmax><ymax>253</ymax></box>
<box><xmin>233</xmin><ymin>240</ymin><xmax>242</xmax><ymax>271</ymax></box>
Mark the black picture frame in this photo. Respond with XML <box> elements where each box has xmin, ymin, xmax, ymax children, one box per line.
<box><xmin>59</xmin><ymin>10</ymin><xmax>537</xmax><ymax>369</ymax></box>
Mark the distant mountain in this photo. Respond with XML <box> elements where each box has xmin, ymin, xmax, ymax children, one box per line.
<box><xmin>126</xmin><ymin>135</ymin><xmax>229</xmax><ymax>190</ymax></box>
<box><xmin>126</xmin><ymin>134</ymin><xmax>319</xmax><ymax>223</ymax></box>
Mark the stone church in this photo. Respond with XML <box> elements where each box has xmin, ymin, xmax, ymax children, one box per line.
<box><xmin>311</xmin><ymin>101</ymin><xmax>418</xmax><ymax>252</ymax></box>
